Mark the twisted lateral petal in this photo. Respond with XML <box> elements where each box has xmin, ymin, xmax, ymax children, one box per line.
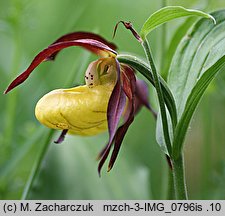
<box><xmin>46</xmin><ymin>32</ymin><xmax>117</xmax><ymax>61</ymax></box>
<box><xmin>98</xmin><ymin>64</ymin><xmax>137</xmax><ymax>174</ymax></box>
<box><xmin>107</xmin><ymin>109</ymin><xmax>134</xmax><ymax>171</ymax></box>
<box><xmin>97</xmin><ymin>61</ymin><xmax>126</xmax><ymax>175</ymax></box>
<box><xmin>4</xmin><ymin>39</ymin><xmax>117</xmax><ymax>94</ymax></box>
<box><xmin>107</xmin><ymin>65</ymin><xmax>136</xmax><ymax>171</ymax></box>
<box><xmin>35</xmin><ymin>84</ymin><xmax>114</xmax><ymax>136</ymax></box>
<box><xmin>106</xmin><ymin>59</ymin><xmax>126</xmax><ymax>145</ymax></box>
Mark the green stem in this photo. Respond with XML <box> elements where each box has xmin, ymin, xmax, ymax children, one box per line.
<box><xmin>165</xmin><ymin>155</ymin><xmax>175</xmax><ymax>199</ymax></box>
<box><xmin>142</xmin><ymin>39</ymin><xmax>172</xmax><ymax>155</ymax></box>
<box><xmin>166</xmin><ymin>169</ymin><xmax>175</xmax><ymax>199</ymax></box>
<box><xmin>160</xmin><ymin>0</ymin><xmax>175</xmax><ymax>200</ymax></box>
<box><xmin>21</xmin><ymin>130</ymin><xmax>54</xmax><ymax>200</ymax></box>
<box><xmin>161</xmin><ymin>0</ymin><xmax>167</xmax><ymax>74</ymax></box>
<box><xmin>172</xmin><ymin>154</ymin><xmax>188</xmax><ymax>199</ymax></box>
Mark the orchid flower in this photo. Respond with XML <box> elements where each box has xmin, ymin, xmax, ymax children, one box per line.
<box><xmin>5</xmin><ymin>31</ymin><xmax>154</xmax><ymax>174</ymax></box>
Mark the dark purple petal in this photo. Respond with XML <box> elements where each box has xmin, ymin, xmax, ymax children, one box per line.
<box><xmin>97</xmin><ymin>83</ymin><xmax>126</xmax><ymax>175</ymax></box>
<box><xmin>54</xmin><ymin>129</ymin><xmax>68</xmax><ymax>144</ymax></box>
<box><xmin>107</xmin><ymin>65</ymin><xmax>136</xmax><ymax>171</ymax></box>
<box><xmin>46</xmin><ymin>32</ymin><xmax>117</xmax><ymax>61</ymax></box>
<box><xmin>97</xmin><ymin>141</ymin><xmax>113</xmax><ymax>177</ymax></box>
<box><xmin>4</xmin><ymin>39</ymin><xmax>117</xmax><ymax>94</ymax></box>
<box><xmin>97</xmin><ymin>137</ymin><xmax>114</xmax><ymax>161</ymax></box>
<box><xmin>106</xmin><ymin>60</ymin><xmax>126</xmax><ymax>147</ymax></box>
<box><xmin>135</xmin><ymin>80</ymin><xmax>157</xmax><ymax>119</ymax></box>
<box><xmin>97</xmin><ymin>59</ymin><xmax>126</xmax><ymax>175</ymax></box>
<box><xmin>108</xmin><ymin>102</ymin><xmax>134</xmax><ymax>171</ymax></box>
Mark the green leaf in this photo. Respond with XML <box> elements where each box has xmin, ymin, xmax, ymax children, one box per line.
<box><xmin>166</xmin><ymin>10</ymin><xmax>225</xmax><ymax>158</ymax></box>
<box><xmin>156</xmin><ymin>110</ymin><xmax>173</xmax><ymax>155</ymax></box>
<box><xmin>173</xmin><ymin>55</ymin><xmax>225</xmax><ymax>158</ymax></box>
<box><xmin>168</xmin><ymin>10</ymin><xmax>225</xmax><ymax>118</ymax></box>
<box><xmin>140</xmin><ymin>6</ymin><xmax>216</xmax><ymax>39</ymax></box>
<box><xmin>162</xmin><ymin>17</ymin><xmax>197</xmax><ymax>79</ymax></box>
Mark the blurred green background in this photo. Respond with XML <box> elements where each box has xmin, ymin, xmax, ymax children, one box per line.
<box><xmin>1</xmin><ymin>0</ymin><xmax>225</xmax><ymax>199</ymax></box>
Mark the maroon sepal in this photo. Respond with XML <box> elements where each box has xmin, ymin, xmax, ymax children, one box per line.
<box><xmin>46</xmin><ymin>32</ymin><xmax>117</xmax><ymax>61</ymax></box>
<box><xmin>4</xmin><ymin>39</ymin><xmax>117</xmax><ymax>94</ymax></box>
<box><xmin>54</xmin><ymin>129</ymin><xmax>68</xmax><ymax>144</ymax></box>
<box><xmin>121</xmin><ymin>65</ymin><xmax>136</xmax><ymax>99</ymax></box>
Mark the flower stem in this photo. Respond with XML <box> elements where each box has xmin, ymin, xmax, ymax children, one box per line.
<box><xmin>172</xmin><ymin>154</ymin><xmax>188</xmax><ymax>199</ymax></box>
<box><xmin>142</xmin><ymin>39</ymin><xmax>172</xmax><ymax>155</ymax></box>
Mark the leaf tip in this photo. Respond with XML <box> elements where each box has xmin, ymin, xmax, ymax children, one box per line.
<box><xmin>209</xmin><ymin>15</ymin><xmax>217</xmax><ymax>25</ymax></box>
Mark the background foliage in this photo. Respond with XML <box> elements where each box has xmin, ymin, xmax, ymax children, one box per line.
<box><xmin>0</xmin><ymin>0</ymin><xmax>225</xmax><ymax>199</ymax></box>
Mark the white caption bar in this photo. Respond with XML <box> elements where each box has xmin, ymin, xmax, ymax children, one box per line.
<box><xmin>0</xmin><ymin>201</ymin><xmax>225</xmax><ymax>216</ymax></box>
